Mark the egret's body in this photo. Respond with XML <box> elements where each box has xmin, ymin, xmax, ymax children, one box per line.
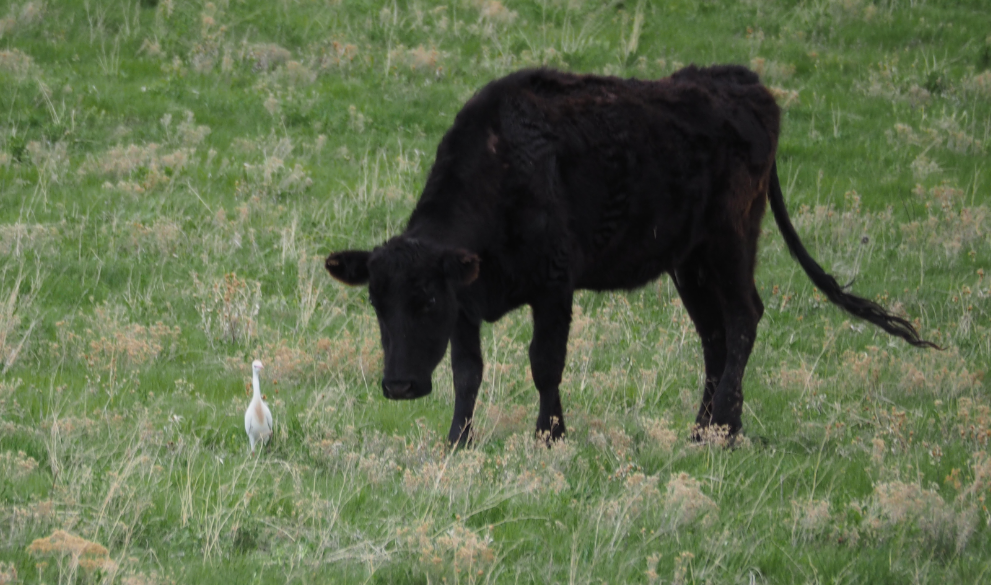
<box><xmin>245</xmin><ymin>360</ymin><xmax>273</xmax><ymax>453</ymax></box>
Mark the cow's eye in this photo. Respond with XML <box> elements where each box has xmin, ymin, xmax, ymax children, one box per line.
<box><xmin>422</xmin><ymin>296</ymin><xmax>436</xmax><ymax>313</ymax></box>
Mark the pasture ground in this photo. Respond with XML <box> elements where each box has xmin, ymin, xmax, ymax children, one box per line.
<box><xmin>1</xmin><ymin>0</ymin><xmax>990</xmax><ymax>582</ymax></box>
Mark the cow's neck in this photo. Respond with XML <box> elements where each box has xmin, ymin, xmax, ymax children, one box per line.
<box><xmin>404</xmin><ymin>200</ymin><xmax>494</xmax><ymax>253</ymax></box>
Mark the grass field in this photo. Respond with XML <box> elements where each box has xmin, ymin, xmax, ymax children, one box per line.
<box><xmin>1</xmin><ymin>0</ymin><xmax>990</xmax><ymax>582</ymax></box>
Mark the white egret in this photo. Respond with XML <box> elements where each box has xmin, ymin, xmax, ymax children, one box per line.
<box><xmin>244</xmin><ymin>360</ymin><xmax>273</xmax><ymax>454</ymax></box>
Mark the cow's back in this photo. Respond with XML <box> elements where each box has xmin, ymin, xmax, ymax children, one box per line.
<box><xmin>406</xmin><ymin>66</ymin><xmax>781</xmax><ymax>297</ymax></box>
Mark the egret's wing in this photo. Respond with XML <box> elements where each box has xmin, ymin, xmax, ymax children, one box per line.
<box><xmin>262</xmin><ymin>403</ymin><xmax>273</xmax><ymax>432</ymax></box>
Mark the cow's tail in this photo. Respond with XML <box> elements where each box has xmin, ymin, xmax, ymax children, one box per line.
<box><xmin>766</xmin><ymin>161</ymin><xmax>940</xmax><ymax>349</ymax></box>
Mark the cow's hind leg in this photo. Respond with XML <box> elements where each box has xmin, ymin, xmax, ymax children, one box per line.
<box><xmin>449</xmin><ymin>314</ymin><xmax>484</xmax><ymax>447</ymax></box>
<box><xmin>705</xmin><ymin>274</ymin><xmax>762</xmax><ymax>437</ymax></box>
<box><xmin>703</xmin><ymin>203</ymin><xmax>766</xmax><ymax>437</ymax></box>
<box><xmin>528</xmin><ymin>291</ymin><xmax>573</xmax><ymax>442</ymax></box>
<box><xmin>672</xmin><ymin>253</ymin><xmax>728</xmax><ymax>429</ymax></box>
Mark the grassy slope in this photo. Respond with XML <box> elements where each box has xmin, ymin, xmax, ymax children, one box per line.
<box><xmin>1</xmin><ymin>0</ymin><xmax>990</xmax><ymax>583</ymax></box>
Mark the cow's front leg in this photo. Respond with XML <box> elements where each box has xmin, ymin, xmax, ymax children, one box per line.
<box><xmin>529</xmin><ymin>292</ymin><xmax>573</xmax><ymax>442</ymax></box>
<box><xmin>448</xmin><ymin>313</ymin><xmax>483</xmax><ymax>447</ymax></box>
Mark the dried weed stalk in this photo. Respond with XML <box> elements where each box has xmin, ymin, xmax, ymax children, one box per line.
<box><xmin>192</xmin><ymin>272</ymin><xmax>260</xmax><ymax>346</ymax></box>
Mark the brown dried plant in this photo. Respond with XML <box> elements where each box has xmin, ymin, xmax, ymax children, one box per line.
<box><xmin>0</xmin><ymin>48</ymin><xmax>36</xmax><ymax>79</ymax></box>
<box><xmin>672</xmin><ymin>550</ymin><xmax>695</xmax><ymax>585</ymax></box>
<box><xmin>80</xmin><ymin>304</ymin><xmax>180</xmax><ymax>373</ymax></box>
<box><xmin>247</xmin><ymin>42</ymin><xmax>291</xmax><ymax>71</ymax></box>
<box><xmin>0</xmin><ymin>449</ymin><xmax>38</xmax><ymax>479</ymax></box>
<box><xmin>296</xmin><ymin>249</ymin><xmax>324</xmax><ymax>333</ymax></box>
<box><xmin>81</xmin><ymin>142</ymin><xmax>195</xmax><ymax>195</ymax></box>
<box><xmin>26</xmin><ymin>529</ymin><xmax>118</xmax><ymax>575</ymax></box>
<box><xmin>0</xmin><ymin>222</ymin><xmax>59</xmax><ymax>258</ymax></box>
<box><xmin>663</xmin><ymin>472</ymin><xmax>717</xmax><ymax>529</ymax></box>
<box><xmin>864</xmin><ymin>480</ymin><xmax>974</xmax><ymax>553</ymax></box>
<box><xmin>900</xmin><ymin>181</ymin><xmax>988</xmax><ymax>262</ymax></box>
<box><xmin>750</xmin><ymin>57</ymin><xmax>795</xmax><ymax>84</ymax></box>
<box><xmin>839</xmin><ymin>345</ymin><xmax>981</xmax><ymax>397</ymax></box>
<box><xmin>313</xmin><ymin>317</ymin><xmax>383</xmax><ymax>380</ymax></box>
<box><xmin>398</xmin><ymin>519</ymin><xmax>496</xmax><ymax>582</ymax></box>
<box><xmin>954</xmin><ymin>398</ymin><xmax>991</xmax><ymax>447</ymax></box>
<box><xmin>0</xmin><ymin>273</ymin><xmax>24</xmax><ymax>372</ymax></box>
<box><xmin>597</xmin><ymin>472</ymin><xmax>661</xmax><ymax>551</ymax></box>
<box><xmin>313</xmin><ymin>39</ymin><xmax>359</xmax><ymax>72</ymax></box>
<box><xmin>790</xmin><ymin>498</ymin><xmax>832</xmax><ymax>543</ymax></box>
<box><xmin>0</xmin><ymin>265</ymin><xmax>43</xmax><ymax>374</ymax></box>
<box><xmin>192</xmin><ymin>272</ymin><xmax>260</xmax><ymax>346</ymax></box>
<box><xmin>0</xmin><ymin>560</ymin><xmax>16</xmax><ymax>584</ymax></box>
<box><xmin>640</xmin><ymin>416</ymin><xmax>679</xmax><ymax>454</ymax></box>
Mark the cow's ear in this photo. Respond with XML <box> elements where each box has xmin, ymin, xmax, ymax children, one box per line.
<box><xmin>326</xmin><ymin>250</ymin><xmax>371</xmax><ymax>286</ymax></box>
<box><xmin>442</xmin><ymin>249</ymin><xmax>480</xmax><ymax>286</ymax></box>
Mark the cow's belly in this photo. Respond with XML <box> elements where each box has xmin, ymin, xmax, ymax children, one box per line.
<box><xmin>574</xmin><ymin>227</ymin><xmax>692</xmax><ymax>291</ymax></box>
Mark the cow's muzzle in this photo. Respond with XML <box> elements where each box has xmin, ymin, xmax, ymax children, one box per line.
<box><xmin>382</xmin><ymin>379</ymin><xmax>432</xmax><ymax>400</ymax></box>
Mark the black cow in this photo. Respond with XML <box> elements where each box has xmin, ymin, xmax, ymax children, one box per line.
<box><xmin>327</xmin><ymin>66</ymin><xmax>936</xmax><ymax>445</ymax></box>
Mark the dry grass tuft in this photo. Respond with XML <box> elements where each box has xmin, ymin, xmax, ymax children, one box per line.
<box><xmin>790</xmin><ymin>498</ymin><xmax>831</xmax><ymax>543</ymax></box>
<box><xmin>251</xmin><ymin>335</ymin><xmax>314</xmax><ymax>385</ymax></box>
<box><xmin>640</xmin><ymin>416</ymin><xmax>679</xmax><ymax>453</ymax></box>
<box><xmin>0</xmin><ymin>48</ymin><xmax>36</xmax><ymax>78</ymax></box>
<box><xmin>247</xmin><ymin>42</ymin><xmax>291</xmax><ymax>71</ymax></box>
<box><xmin>0</xmin><ymin>275</ymin><xmax>25</xmax><ymax>371</ymax></box>
<box><xmin>0</xmin><ymin>449</ymin><xmax>39</xmax><ymax>479</ymax></box>
<box><xmin>839</xmin><ymin>344</ymin><xmax>981</xmax><ymax>398</ymax></box>
<box><xmin>0</xmin><ymin>561</ymin><xmax>16</xmax><ymax>584</ymax></box>
<box><xmin>476</xmin><ymin>402</ymin><xmax>529</xmax><ymax>439</ymax></box>
<box><xmin>402</xmin><ymin>450</ymin><xmax>486</xmax><ymax>495</ymax></box>
<box><xmin>236</xmin><ymin>154</ymin><xmax>313</xmax><ymax>199</ymax></box>
<box><xmin>26</xmin><ymin>529</ymin><xmax>117</xmax><ymax>574</ymax></box>
<box><xmin>388</xmin><ymin>45</ymin><xmax>446</xmax><ymax>77</ymax></box>
<box><xmin>864</xmin><ymin>480</ymin><xmax>975</xmax><ymax>552</ymax></box>
<box><xmin>900</xmin><ymin>181</ymin><xmax>988</xmax><ymax>262</ymax></box>
<box><xmin>664</xmin><ymin>472</ymin><xmax>717</xmax><ymax>529</ymax></box>
<box><xmin>27</xmin><ymin>139</ymin><xmax>69</xmax><ymax>184</ymax></box>
<box><xmin>0</xmin><ymin>222</ymin><xmax>59</xmax><ymax>258</ymax></box>
<box><xmin>192</xmin><ymin>272</ymin><xmax>260</xmax><ymax>346</ymax></box>
<box><xmin>954</xmin><ymin>398</ymin><xmax>991</xmax><ymax>447</ymax></box>
<box><xmin>126</xmin><ymin>217</ymin><xmax>184</xmax><ymax>259</ymax></box>
<box><xmin>0</xmin><ymin>267</ymin><xmax>43</xmax><ymax>373</ymax></box>
<box><xmin>672</xmin><ymin>550</ymin><xmax>695</xmax><ymax>585</ymax></box>
<box><xmin>80</xmin><ymin>303</ymin><xmax>180</xmax><ymax>374</ymax></box>
<box><xmin>768</xmin><ymin>85</ymin><xmax>800</xmax><ymax>108</ymax></box>
<box><xmin>313</xmin><ymin>40</ymin><xmax>359</xmax><ymax>72</ymax></box>
<box><xmin>399</xmin><ymin>519</ymin><xmax>496</xmax><ymax>580</ymax></box>
<box><xmin>82</xmin><ymin>143</ymin><xmax>194</xmax><ymax>195</ymax></box>
<box><xmin>478</xmin><ymin>1</ymin><xmax>518</xmax><ymax>25</ymax></box>
<box><xmin>961</xmin><ymin>70</ymin><xmax>991</xmax><ymax>98</ymax></box>
<box><xmin>750</xmin><ymin>57</ymin><xmax>795</xmax><ymax>84</ymax></box>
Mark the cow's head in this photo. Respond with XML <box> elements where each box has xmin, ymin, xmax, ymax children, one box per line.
<box><xmin>326</xmin><ymin>238</ymin><xmax>480</xmax><ymax>400</ymax></box>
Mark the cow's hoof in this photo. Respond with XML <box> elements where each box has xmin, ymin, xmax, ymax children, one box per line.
<box><xmin>535</xmin><ymin>430</ymin><xmax>567</xmax><ymax>448</ymax></box>
<box><xmin>690</xmin><ymin>423</ymin><xmax>738</xmax><ymax>447</ymax></box>
<box><xmin>448</xmin><ymin>428</ymin><xmax>475</xmax><ymax>450</ymax></box>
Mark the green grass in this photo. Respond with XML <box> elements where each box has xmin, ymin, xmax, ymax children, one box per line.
<box><xmin>1</xmin><ymin>0</ymin><xmax>990</xmax><ymax>582</ymax></box>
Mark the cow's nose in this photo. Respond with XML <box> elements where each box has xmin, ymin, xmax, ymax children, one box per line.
<box><xmin>382</xmin><ymin>380</ymin><xmax>411</xmax><ymax>398</ymax></box>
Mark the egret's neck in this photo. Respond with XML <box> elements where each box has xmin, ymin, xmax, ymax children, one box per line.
<box><xmin>252</xmin><ymin>370</ymin><xmax>262</xmax><ymax>399</ymax></box>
